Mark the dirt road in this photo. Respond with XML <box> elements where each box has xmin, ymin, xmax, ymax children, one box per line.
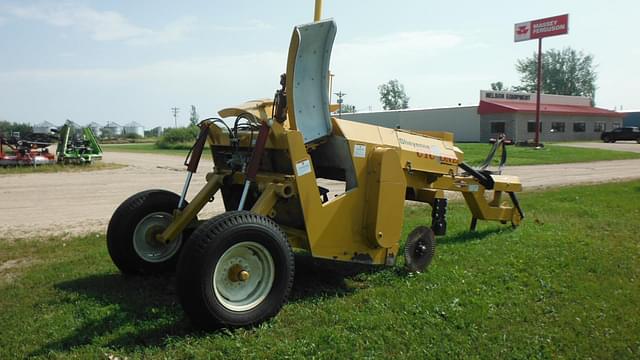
<box><xmin>2</xmin><ymin>149</ymin><xmax>640</xmax><ymax>240</ymax></box>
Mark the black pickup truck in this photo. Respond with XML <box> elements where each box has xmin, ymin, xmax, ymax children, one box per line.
<box><xmin>601</xmin><ymin>127</ymin><xmax>640</xmax><ymax>143</ymax></box>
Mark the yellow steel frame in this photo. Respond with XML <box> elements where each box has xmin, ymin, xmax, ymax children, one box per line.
<box><xmin>155</xmin><ymin>5</ymin><xmax>523</xmax><ymax>265</ymax></box>
<box><xmin>156</xmin><ymin>113</ymin><xmax>523</xmax><ymax>266</ymax></box>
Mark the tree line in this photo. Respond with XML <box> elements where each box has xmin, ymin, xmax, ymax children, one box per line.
<box><xmin>378</xmin><ymin>46</ymin><xmax>596</xmax><ymax>111</ymax></box>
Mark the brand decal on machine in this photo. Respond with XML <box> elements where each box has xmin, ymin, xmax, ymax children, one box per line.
<box><xmin>415</xmin><ymin>152</ymin><xmax>458</xmax><ymax>165</ymax></box>
<box><xmin>353</xmin><ymin>144</ymin><xmax>366</xmax><ymax>158</ymax></box>
<box><xmin>398</xmin><ymin>137</ymin><xmax>430</xmax><ymax>152</ymax></box>
<box><xmin>295</xmin><ymin>159</ymin><xmax>312</xmax><ymax>176</ymax></box>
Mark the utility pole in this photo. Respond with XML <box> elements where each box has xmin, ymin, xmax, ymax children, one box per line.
<box><xmin>171</xmin><ymin>107</ymin><xmax>180</xmax><ymax>128</ymax></box>
<box><xmin>328</xmin><ymin>71</ymin><xmax>335</xmax><ymax>103</ymax></box>
<box><xmin>334</xmin><ymin>91</ymin><xmax>346</xmax><ymax>117</ymax></box>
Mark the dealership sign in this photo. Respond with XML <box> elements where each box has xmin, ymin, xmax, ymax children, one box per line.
<box><xmin>481</xmin><ymin>90</ymin><xmax>533</xmax><ymax>103</ymax></box>
<box><xmin>514</xmin><ymin>14</ymin><xmax>568</xmax><ymax>42</ymax></box>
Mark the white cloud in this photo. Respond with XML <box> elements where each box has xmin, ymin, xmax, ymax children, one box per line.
<box><xmin>0</xmin><ymin>30</ymin><xmax>468</xmax><ymax>124</ymax></box>
<box><xmin>4</xmin><ymin>3</ymin><xmax>195</xmax><ymax>44</ymax></box>
<box><xmin>331</xmin><ymin>31</ymin><xmax>465</xmax><ymax>109</ymax></box>
<box><xmin>336</xmin><ymin>31</ymin><xmax>463</xmax><ymax>58</ymax></box>
<box><xmin>210</xmin><ymin>19</ymin><xmax>273</xmax><ymax>32</ymax></box>
<box><xmin>127</xmin><ymin>16</ymin><xmax>197</xmax><ymax>45</ymax></box>
<box><xmin>332</xmin><ymin>31</ymin><xmax>463</xmax><ymax>79</ymax></box>
<box><xmin>0</xmin><ymin>51</ymin><xmax>287</xmax><ymax>125</ymax></box>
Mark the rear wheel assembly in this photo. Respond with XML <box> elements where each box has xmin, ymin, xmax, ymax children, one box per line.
<box><xmin>404</xmin><ymin>226</ymin><xmax>436</xmax><ymax>273</ymax></box>
<box><xmin>176</xmin><ymin>211</ymin><xmax>294</xmax><ymax>329</ymax></box>
<box><xmin>107</xmin><ymin>190</ymin><xmax>190</xmax><ymax>275</ymax></box>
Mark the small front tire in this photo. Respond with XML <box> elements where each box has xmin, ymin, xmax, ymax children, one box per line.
<box><xmin>177</xmin><ymin>211</ymin><xmax>294</xmax><ymax>329</ymax></box>
<box><xmin>404</xmin><ymin>226</ymin><xmax>436</xmax><ymax>273</ymax></box>
<box><xmin>107</xmin><ymin>190</ymin><xmax>189</xmax><ymax>275</ymax></box>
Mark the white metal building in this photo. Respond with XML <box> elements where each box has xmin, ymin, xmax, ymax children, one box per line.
<box><xmin>33</xmin><ymin>121</ymin><xmax>57</xmax><ymax>134</ymax></box>
<box><xmin>147</xmin><ymin>126</ymin><xmax>164</xmax><ymax>137</ymax></box>
<box><xmin>62</xmin><ymin>119</ymin><xmax>82</xmax><ymax>129</ymax></box>
<box><xmin>87</xmin><ymin>122</ymin><xmax>102</xmax><ymax>137</ymax></box>
<box><xmin>340</xmin><ymin>105</ymin><xmax>480</xmax><ymax>142</ymax></box>
<box><xmin>123</xmin><ymin>121</ymin><xmax>145</xmax><ymax>137</ymax></box>
<box><xmin>340</xmin><ymin>90</ymin><xmax>622</xmax><ymax>142</ymax></box>
<box><xmin>102</xmin><ymin>121</ymin><xmax>123</xmax><ymax>137</ymax></box>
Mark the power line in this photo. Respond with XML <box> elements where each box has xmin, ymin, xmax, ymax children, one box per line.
<box><xmin>171</xmin><ymin>107</ymin><xmax>180</xmax><ymax>128</ymax></box>
<box><xmin>334</xmin><ymin>91</ymin><xmax>346</xmax><ymax>117</ymax></box>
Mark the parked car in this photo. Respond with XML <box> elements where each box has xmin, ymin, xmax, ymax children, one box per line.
<box><xmin>601</xmin><ymin>127</ymin><xmax>640</xmax><ymax>143</ymax></box>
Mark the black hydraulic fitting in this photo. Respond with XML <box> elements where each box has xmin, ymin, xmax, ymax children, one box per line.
<box><xmin>431</xmin><ymin>198</ymin><xmax>448</xmax><ymax>236</ymax></box>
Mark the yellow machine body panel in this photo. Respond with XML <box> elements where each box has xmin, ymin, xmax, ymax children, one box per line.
<box><xmin>111</xmin><ymin>1</ymin><xmax>526</xmax><ymax>331</ymax></box>
<box><xmin>156</xmin><ymin>17</ymin><xmax>524</xmax><ymax>268</ymax></box>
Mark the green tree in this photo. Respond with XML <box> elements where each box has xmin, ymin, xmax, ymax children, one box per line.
<box><xmin>189</xmin><ymin>105</ymin><xmax>199</xmax><ymax>127</ymax></box>
<box><xmin>514</xmin><ymin>47</ymin><xmax>597</xmax><ymax>102</ymax></box>
<box><xmin>490</xmin><ymin>82</ymin><xmax>505</xmax><ymax>91</ymax></box>
<box><xmin>156</xmin><ymin>126</ymin><xmax>199</xmax><ymax>149</ymax></box>
<box><xmin>378</xmin><ymin>80</ymin><xmax>409</xmax><ymax>110</ymax></box>
<box><xmin>0</xmin><ymin>121</ymin><xmax>33</xmax><ymax>137</ymax></box>
<box><xmin>340</xmin><ymin>103</ymin><xmax>356</xmax><ymax>113</ymax></box>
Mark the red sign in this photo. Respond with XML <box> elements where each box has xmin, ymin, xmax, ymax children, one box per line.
<box><xmin>514</xmin><ymin>14</ymin><xmax>568</xmax><ymax>42</ymax></box>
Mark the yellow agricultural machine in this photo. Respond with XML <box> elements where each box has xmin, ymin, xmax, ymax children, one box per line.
<box><xmin>107</xmin><ymin>4</ymin><xmax>523</xmax><ymax>329</ymax></box>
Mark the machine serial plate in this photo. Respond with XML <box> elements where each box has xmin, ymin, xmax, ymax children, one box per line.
<box><xmin>353</xmin><ymin>144</ymin><xmax>366</xmax><ymax>158</ymax></box>
<box><xmin>296</xmin><ymin>159</ymin><xmax>312</xmax><ymax>176</ymax></box>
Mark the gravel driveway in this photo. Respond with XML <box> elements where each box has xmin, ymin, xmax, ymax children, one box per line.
<box><xmin>2</xmin><ymin>149</ymin><xmax>640</xmax><ymax>240</ymax></box>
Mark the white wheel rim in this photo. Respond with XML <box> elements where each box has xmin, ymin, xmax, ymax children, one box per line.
<box><xmin>213</xmin><ymin>241</ymin><xmax>275</xmax><ymax>312</ymax></box>
<box><xmin>133</xmin><ymin>212</ymin><xmax>182</xmax><ymax>263</ymax></box>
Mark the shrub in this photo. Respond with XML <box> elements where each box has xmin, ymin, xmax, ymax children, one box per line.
<box><xmin>156</xmin><ymin>126</ymin><xmax>198</xmax><ymax>149</ymax></box>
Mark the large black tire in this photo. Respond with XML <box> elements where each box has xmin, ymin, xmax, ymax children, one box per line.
<box><xmin>107</xmin><ymin>190</ymin><xmax>190</xmax><ymax>275</ymax></box>
<box><xmin>177</xmin><ymin>211</ymin><xmax>294</xmax><ymax>330</ymax></box>
<box><xmin>602</xmin><ymin>136</ymin><xmax>610</xmax><ymax>143</ymax></box>
<box><xmin>404</xmin><ymin>226</ymin><xmax>436</xmax><ymax>273</ymax></box>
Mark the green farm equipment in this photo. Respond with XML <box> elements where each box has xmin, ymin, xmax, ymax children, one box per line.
<box><xmin>56</xmin><ymin>124</ymin><xmax>103</xmax><ymax>164</ymax></box>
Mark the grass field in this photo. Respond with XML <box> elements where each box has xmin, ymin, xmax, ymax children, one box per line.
<box><xmin>457</xmin><ymin>143</ymin><xmax>640</xmax><ymax>166</ymax></box>
<box><xmin>0</xmin><ymin>162</ymin><xmax>126</xmax><ymax>175</ymax></box>
<box><xmin>101</xmin><ymin>143</ymin><xmax>202</xmax><ymax>158</ymax></box>
<box><xmin>101</xmin><ymin>142</ymin><xmax>640</xmax><ymax>167</ymax></box>
<box><xmin>1</xmin><ymin>181</ymin><xmax>639</xmax><ymax>358</ymax></box>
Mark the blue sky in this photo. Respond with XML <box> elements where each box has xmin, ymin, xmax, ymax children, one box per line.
<box><xmin>1</xmin><ymin>0</ymin><xmax>638</xmax><ymax>128</ymax></box>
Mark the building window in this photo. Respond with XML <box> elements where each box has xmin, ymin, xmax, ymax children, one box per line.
<box><xmin>490</xmin><ymin>122</ymin><xmax>505</xmax><ymax>133</ymax></box>
<box><xmin>527</xmin><ymin>121</ymin><xmax>542</xmax><ymax>133</ymax></box>
<box><xmin>594</xmin><ymin>122</ymin><xmax>605</xmax><ymax>132</ymax></box>
<box><xmin>551</xmin><ymin>122</ymin><xmax>565</xmax><ymax>132</ymax></box>
<box><xmin>573</xmin><ymin>122</ymin><xmax>586</xmax><ymax>132</ymax></box>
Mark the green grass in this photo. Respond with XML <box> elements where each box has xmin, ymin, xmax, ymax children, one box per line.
<box><xmin>1</xmin><ymin>181</ymin><xmax>639</xmax><ymax>358</ymax></box>
<box><xmin>101</xmin><ymin>143</ymin><xmax>199</xmax><ymax>157</ymax></box>
<box><xmin>457</xmin><ymin>143</ymin><xmax>640</xmax><ymax>166</ymax></box>
<box><xmin>0</xmin><ymin>162</ymin><xmax>126</xmax><ymax>175</ymax></box>
<box><xmin>101</xmin><ymin>142</ymin><xmax>640</xmax><ymax>166</ymax></box>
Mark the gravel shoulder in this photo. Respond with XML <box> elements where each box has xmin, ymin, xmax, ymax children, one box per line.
<box><xmin>2</xmin><ymin>149</ymin><xmax>640</xmax><ymax>240</ymax></box>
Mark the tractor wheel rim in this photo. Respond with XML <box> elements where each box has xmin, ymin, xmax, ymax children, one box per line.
<box><xmin>213</xmin><ymin>241</ymin><xmax>275</xmax><ymax>312</ymax></box>
<box><xmin>133</xmin><ymin>212</ymin><xmax>182</xmax><ymax>263</ymax></box>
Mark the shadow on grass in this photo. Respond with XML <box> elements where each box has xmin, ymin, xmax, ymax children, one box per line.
<box><xmin>31</xmin><ymin>262</ymin><xmax>355</xmax><ymax>356</ymax></box>
<box><xmin>438</xmin><ymin>226</ymin><xmax>510</xmax><ymax>245</ymax></box>
<box><xmin>289</xmin><ymin>256</ymin><xmax>359</xmax><ymax>303</ymax></box>
<box><xmin>30</xmin><ymin>273</ymin><xmax>188</xmax><ymax>356</ymax></box>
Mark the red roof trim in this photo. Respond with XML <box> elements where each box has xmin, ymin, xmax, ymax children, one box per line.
<box><xmin>478</xmin><ymin>100</ymin><xmax>622</xmax><ymax>118</ymax></box>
